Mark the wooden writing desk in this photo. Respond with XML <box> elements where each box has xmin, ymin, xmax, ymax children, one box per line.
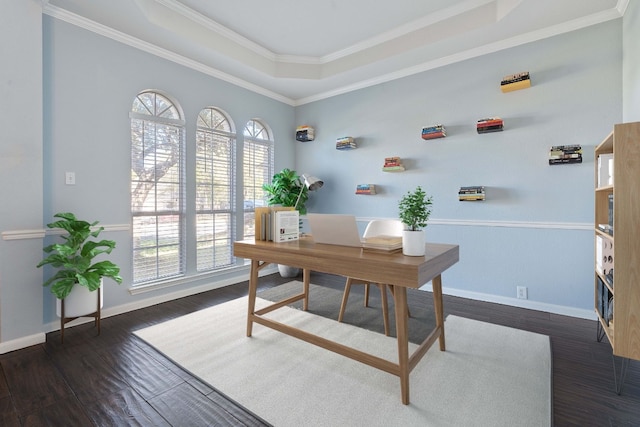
<box><xmin>233</xmin><ymin>237</ymin><xmax>459</xmax><ymax>404</ymax></box>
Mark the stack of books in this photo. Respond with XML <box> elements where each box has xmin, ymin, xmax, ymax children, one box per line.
<box><xmin>459</xmin><ymin>186</ymin><xmax>485</xmax><ymax>201</ymax></box>
<box><xmin>548</xmin><ymin>145</ymin><xmax>582</xmax><ymax>165</ymax></box>
<box><xmin>500</xmin><ymin>71</ymin><xmax>531</xmax><ymax>93</ymax></box>
<box><xmin>421</xmin><ymin>124</ymin><xmax>446</xmax><ymax>140</ymax></box>
<box><xmin>362</xmin><ymin>235</ymin><xmax>403</xmax><ymax>253</ymax></box>
<box><xmin>382</xmin><ymin>156</ymin><xmax>405</xmax><ymax>172</ymax></box>
<box><xmin>355</xmin><ymin>184</ymin><xmax>376</xmax><ymax>195</ymax></box>
<box><xmin>336</xmin><ymin>136</ymin><xmax>356</xmax><ymax>150</ymax></box>
<box><xmin>295</xmin><ymin>125</ymin><xmax>315</xmax><ymax>142</ymax></box>
<box><xmin>477</xmin><ymin>117</ymin><xmax>504</xmax><ymax>133</ymax></box>
<box><xmin>255</xmin><ymin>207</ymin><xmax>299</xmax><ymax>242</ymax></box>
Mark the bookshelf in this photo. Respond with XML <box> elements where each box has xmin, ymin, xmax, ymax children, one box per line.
<box><xmin>594</xmin><ymin>122</ymin><xmax>640</xmax><ymax>393</ymax></box>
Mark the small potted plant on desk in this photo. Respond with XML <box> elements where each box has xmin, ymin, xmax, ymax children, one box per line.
<box><xmin>37</xmin><ymin>212</ymin><xmax>122</xmax><ymax>342</ymax></box>
<box><xmin>263</xmin><ymin>168</ymin><xmax>308</xmax><ymax>277</ymax></box>
<box><xmin>398</xmin><ymin>186</ymin><xmax>433</xmax><ymax>256</ymax></box>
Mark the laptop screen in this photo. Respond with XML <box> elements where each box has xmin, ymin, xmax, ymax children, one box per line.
<box><xmin>306</xmin><ymin>214</ymin><xmax>362</xmax><ymax>247</ymax></box>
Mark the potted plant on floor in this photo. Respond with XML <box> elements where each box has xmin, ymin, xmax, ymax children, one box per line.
<box><xmin>37</xmin><ymin>212</ymin><xmax>122</xmax><ymax>334</ymax></box>
<box><xmin>263</xmin><ymin>168</ymin><xmax>307</xmax><ymax>277</ymax></box>
<box><xmin>398</xmin><ymin>186</ymin><xmax>433</xmax><ymax>256</ymax></box>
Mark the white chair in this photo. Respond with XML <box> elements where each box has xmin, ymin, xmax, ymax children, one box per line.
<box><xmin>337</xmin><ymin>219</ymin><xmax>405</xmax><ymax>336</ymax></box>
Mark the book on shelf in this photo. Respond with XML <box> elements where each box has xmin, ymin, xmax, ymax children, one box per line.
<box><xmin>383</xmin><ymin>156</ymin><xmax>404</xmax><ymax>171</ymax></box>
<box><xmin>477</xmin><ymin>118</ymin><xmax>504</xmax><ymax>133</ymax></box>
<box><xmin>500</xmin><ymin>71</ymin><xmax>531</xmax><ymax>93</ymax></box>
<box><xmin>355</xmin><ymin>184</ymin><xmax>376</xmax><ymax>195</ymax></box>
<box><xmin>295</xmin><ymin>125</ymin><xmax>314</xmax><ymax>142</ymax></box>
<box><xmin>382</xmin><ymin>165</ymin><xmax>405</xmax><ymax>172</ymax></box>
<box><xmin>458</xmin><ymin>185</ymin><xmax>485</xmax><ymax>201</ymax></box>
<box><xmin>501</xmin><ymin>71</ymin><xmax>530</xmax><ymax>85</ymax></box>
<box><xmin>255</xmin><ymin>206</ymin><xmax>299</xmax><ymax>242</ymax></box>
<box><xmin>548</xmin><ymin>157</ymin><xmax>582</xmax><ymax>165</ymax></box>
<box><xmin>549</xmin><ymin>144</ymin><xmax>583</xmax><ymax>165</ymax></box>
<box><xmin>336</xmin><ymin>136</ymin><xmax>356</xmax><ymax>150</ymax></box>
<box><xmin>422</xmin><ymin>124</ymin><xmax>446</xmax><ymax>140</ymax></box>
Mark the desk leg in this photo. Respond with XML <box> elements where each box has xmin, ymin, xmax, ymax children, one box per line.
<box><xmin>246</xmin><ymin>259</ymin><xmax>259</xmax><ymax>337</ymax></box>
<box><xmin>432</xmin><ymin>274</ymin><xmax>446</xmax><ymax>351</ymax></box>
<box><xmin>303</xmin><ymin>268</ymin><xmax>310</xmax><ymax>311</ymax></box>
<box><xmin>394</xmin><ymin>286</ymin><xmax>410</xmax><ymax>405</ymax></box>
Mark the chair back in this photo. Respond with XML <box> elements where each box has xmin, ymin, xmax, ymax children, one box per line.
<box><xmin>363</xmin><ymin>219</ymin><xmax>404</xmax><ymax>238</ymax></box>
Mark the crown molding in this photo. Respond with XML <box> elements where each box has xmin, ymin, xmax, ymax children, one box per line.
<box><xmin>42</xmin><ymin>1</ymin><xmax>624</xmax><ymax>104</ymax></box>
<box><xmin>41</xmin><ymin>3</ymin><xmax>296</xmax><ymax>106</ymax></box>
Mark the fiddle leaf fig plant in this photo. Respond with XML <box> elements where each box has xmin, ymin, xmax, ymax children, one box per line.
<box><xmin>398</xmin><ymin>186</ymin><xmax>433</xmax><ymax>231</ymax></box>
<box><xmin>262</xmin><ymin>168</ymin><xmax>309</xmax><ymax>214</ymax></box>
<box><xmin>37</xmin><ymin>212</ymin><xmax>123</xmax><ymax>300</ymax></box>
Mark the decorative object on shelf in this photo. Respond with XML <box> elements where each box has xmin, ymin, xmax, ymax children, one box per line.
<box><xmin>500</xmin><ymin>71</ymin><xmax>531</xmax><ymax>92</ymax></box>
<box><xmin>336</xmin><ymin>136</ymin><xmax>356</xmax><ymax>150</ymax></box>
<box><xmin>355</xmin><ymin>184</ymin><xmax>376</xmax><ymax>195</ymax></box>
<box><xmin>295</xmin><ymin>125</ymin><xmax>315</xmax><ymax>142</ymax></box>
<box><xmin>597</xmin><ymin>153</ymin><xmax>614</xmax><ymax>186</ymax></box>
<box><xmin>37</xmin><ymin>212</ymin><xmax>123</xmax><ymax>343</ymax></box>
<box><xmin>382</xmin><ymin>156</ymin><xmax>405</xmax><ymax>172</ymax></box>
<box><xmin>477</xmin><ymin>117</ymin><xmax>503</xmax><ymax>133</ymax></box>
<box><xmin>549</xmin><ymin>145</ymin><xmax>582</xmax><ymax>165</ymax></box>
<box><xmin>458</xmin><ymin>186</ymin><xmax>485</xmax><ymax>201</ymax></box>
<box><xmin>398</xmin><ymin>186</ymin><xmax>433</xmax><ymax>257</ymax></box>
<box><xmin>421</xmin><ymin>124</ymin><xmax>446</xmax><ymax>140</ymax></box>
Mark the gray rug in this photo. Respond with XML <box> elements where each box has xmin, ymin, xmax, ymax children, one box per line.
<box><xmin>134</xmin><ymin>295</ymin><xmax>552</xmax><ymax>427</ymax></box>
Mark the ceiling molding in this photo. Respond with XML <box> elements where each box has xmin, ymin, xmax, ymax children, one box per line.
<box><xmin>42</xmin><ymin>3</ymin><xmax>296</xmax><ymax>105</ymax></box>
<box><xmin>42</xmin><ymin>0</ymin><xmax>625</xmax><ymax>104</ymax></box>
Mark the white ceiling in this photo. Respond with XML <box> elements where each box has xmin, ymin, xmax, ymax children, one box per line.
<box><xmin>43</xmin><ymin>0</ymin><xmax>626</xmax><ymax>105</ymax></box>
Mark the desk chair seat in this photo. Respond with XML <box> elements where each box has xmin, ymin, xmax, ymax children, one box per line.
<box><xmin>337</xmin><ymin>219</ymin><xmax>408</xmax><ymax>336</ymax></box>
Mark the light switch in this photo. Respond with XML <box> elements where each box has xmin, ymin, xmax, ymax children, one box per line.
<box><xmin>65</xmin><ymin>172</ymin><xmax>76</xmax><ymax>185</ymax></box>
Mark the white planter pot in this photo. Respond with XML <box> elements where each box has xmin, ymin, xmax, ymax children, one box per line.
<box><xmin>402</xmin><ymin>230</ymin><xmax>425</xmax><ymax>256</ymax></box>
<box><xmin>56</xmin><ymin>282</ymin><xmax>103</xmax><ymax>318</ymax></box>
<box><xmin>278</xmin><ymin>264</ymin><xmax>300</xmax><ymax>278</ymax></box>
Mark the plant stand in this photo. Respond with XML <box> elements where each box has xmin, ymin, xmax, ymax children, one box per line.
<box><xmin>59</xmin><ymin>289</ymin><xmax>101</xmax><ymax>344</ymax></box>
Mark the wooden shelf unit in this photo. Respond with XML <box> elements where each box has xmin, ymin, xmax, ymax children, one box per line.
<box><xmin>594</xmin><ymin>122</ymin><xmax>640</xmax><ymax>362</ymax></box>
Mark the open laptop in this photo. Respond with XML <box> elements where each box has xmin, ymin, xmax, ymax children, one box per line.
<box><xmin>306</xmin><ymin>213</ymin><xmax>363</xmax><ymax>247</ymax></box>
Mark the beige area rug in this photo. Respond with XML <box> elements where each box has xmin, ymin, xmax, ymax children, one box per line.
<box><xmin>134</xmin><ymin>296</ymin><xmax>551</xmax><ymax>427</ymax></box>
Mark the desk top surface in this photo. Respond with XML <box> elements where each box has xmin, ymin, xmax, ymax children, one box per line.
<box><xmin>234</xmin><ymin>237</ymin><xmax>459</xmax><ymax>288</ymax></box>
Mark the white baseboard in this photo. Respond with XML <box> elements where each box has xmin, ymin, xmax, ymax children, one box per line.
<box><xmin>0</xmin><ymin>332</ymin><xmax>46</xmax><ymax>354</ymax></box>
<box><xmin>419</xmin><ymin>283</ymin><xmax>595</xmax><ymax>320</ymax></box>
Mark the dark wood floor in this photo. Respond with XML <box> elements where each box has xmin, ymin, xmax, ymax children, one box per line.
<box><xmin>1</xmin><ymin>272</ymin><xmax>638</xmax><ymax>426</ymax></box>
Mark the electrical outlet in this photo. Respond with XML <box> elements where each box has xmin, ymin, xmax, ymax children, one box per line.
<box><xmin>517</xmin><ymin>286</ymin><xmax>528</xmax><ymax>299</ymax></box>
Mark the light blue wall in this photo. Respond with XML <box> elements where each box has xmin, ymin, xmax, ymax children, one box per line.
<box><xmin>39</xmin><ymin>17</ymin><xmax>295</xmax><ymax>324</ymax></box>
<box><xmin>623</xmin><ymin>0</ymin><xmax>640</xmax><ymax>121</ymax></box>
<box><xmin>0</xmin><ymin>1</ymin><xmax>44</xmax><ymax>345</ymax></box>
<box><xmin>295</xmin><ymin>20</ymin><xmax>622</xmax><ymax>314</ymax></box>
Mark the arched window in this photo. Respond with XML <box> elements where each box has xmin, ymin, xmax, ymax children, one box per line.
<box><xmin>243</xmin><ymin>119</ymin><xmax>274</xmax><ymax>240</ymax></box>
<box><xmin>195</xmin><ymin>107</ymin><xmax>236</xmax><ymax>271</ymax></box>
<box><xmin>130</xmin><ymin>91</ymin><xmax>185</xmax><ymax>284</ymax></box>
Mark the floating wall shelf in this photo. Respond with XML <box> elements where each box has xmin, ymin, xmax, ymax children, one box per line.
<box><xmin>422</xmin><ymin>124</ymin><xmax>446</xmax><ymax>140</ymax></box>
<box><xmin>549</xmin><ymin>145</ymin><xmax>582</xmax><ymax>165</ymax></box>
<box><xmin>459</xmin><ymin>186</ymin><xmax>485</xmax><ymax>201</ymax></box>
<box><xmin>500</xmin><ymin>71</ymin><xmax>531</xmax><ymax>93</ymax></box>
<box><xmin>336</xmin><ymin>136</ymin><xmax>356</xmax><ymax>150</ymax></box>
<box><xmin>382</xmin><ymin>156</ymin><xmax>405</xmax><ymax>172</ymax></box>
<box><xmin>296</xmin><ymin>125</ymin><xmax>315</xmax><ymax>142</ymax></box>
<box><xmin>477</xmin><ymin>117</ymin><xmax>503</xmax><ymax>134</ymax></box>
